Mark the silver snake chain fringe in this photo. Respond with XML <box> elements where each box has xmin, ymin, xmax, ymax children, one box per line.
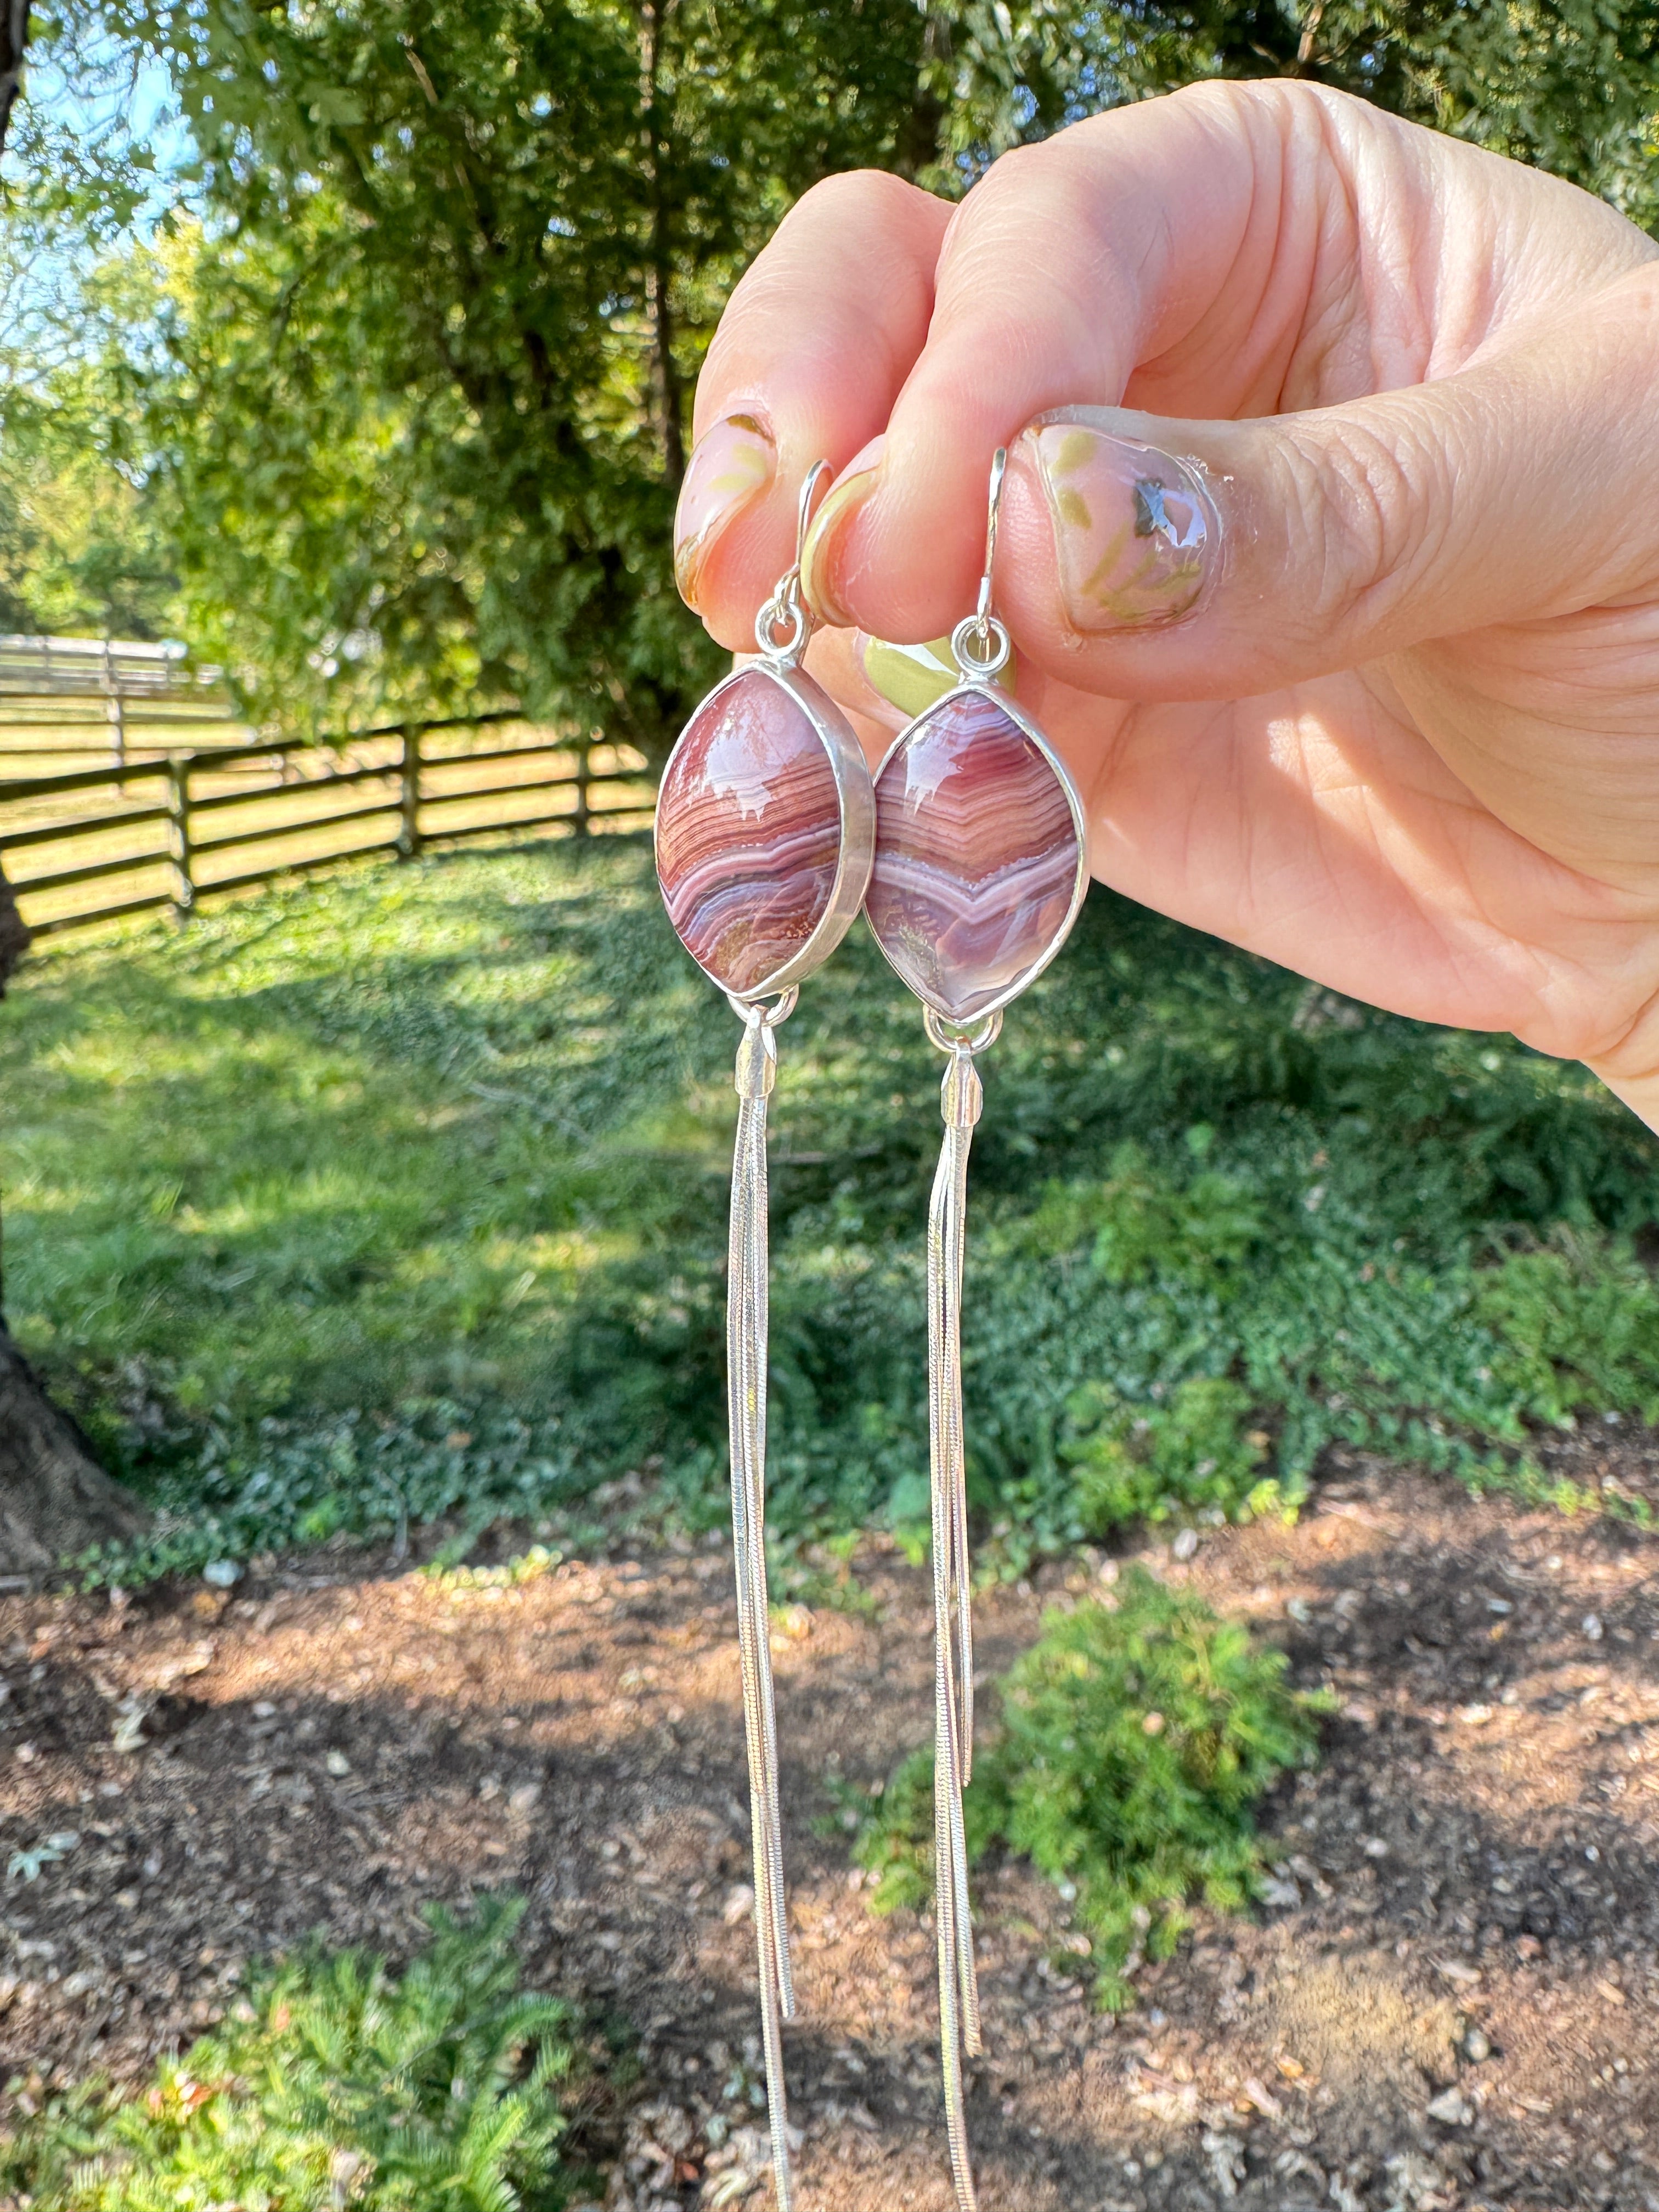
<box><xmin>728</xmin><ymin>994</ymin><xmax>798</xmax><ymax>2212</ymax></box>
<box><xmin>929</xmin><ymin>1022</ymin><xmax>997</xmax><ymax>2212</ymax></box>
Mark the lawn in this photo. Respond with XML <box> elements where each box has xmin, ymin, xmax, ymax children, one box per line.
<box><xmin>2</xmin><ymin>834</ymin><xmax>1656</xmax><ymax>1577</ymax></box>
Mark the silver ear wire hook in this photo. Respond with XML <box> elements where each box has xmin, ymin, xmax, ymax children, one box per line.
<box><xmin>755</xmin><ymin>460</ymin><xmax>833</xmax><ymax>668</ymax></box>
<box><xmin>798</xmin><ymin>458</ymin><xmax>832</xmax><ymax>565</ymax></box>
<box><xmin>951</xmin><ymin>446</ymin><xmax>1012</xmax><ymax>682</ymax></box>
<box><xmin>975</xmin><ymin>445</ymin><xmax>1007</xmax><ymax>641</ymax></box>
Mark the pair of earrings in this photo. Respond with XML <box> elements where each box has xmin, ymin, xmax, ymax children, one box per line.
<box><xmin>654</xmin><ymin>453</ymin><xmax>1088</xmax><ymax>2212</ymax></box>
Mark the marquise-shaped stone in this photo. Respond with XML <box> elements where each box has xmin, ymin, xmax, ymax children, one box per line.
<box><xmin>656</xmin><ymin>667</ymin><xmax>843</xmax><ymax>997</ymax></box>
<box><xmin>866</xmin><ymin>689</ymin><xmax>1082</xmax><ymax>1023</ymax></box>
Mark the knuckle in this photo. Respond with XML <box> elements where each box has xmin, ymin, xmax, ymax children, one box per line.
<box><xmin>936</xmin><ymin>138</ymin><xmax>1104</xmax><ymax>316</ymax></box>
<box><xmin>727</xmin><ymin>169</ymin><xmax>934</xmax><ymax>328</ymax></box>
<box><xmin>944</xmin><ymin>138</ymin><xmax>1063</xmax><ymax>255</ymax></box>
<box><xmin>785</xmin><ymin>166</ymin><xmax>921</xmax><ymax>231</ymax></box>
<box><xmin>1163</xmin><ymin>77</ymin><xmax>1260</xmax><ymax>128</ymax></box>
<box><xmin>1282</xmin><ymin>415</ymin><xmax>1447</xmax><ymax>641</ymax></box>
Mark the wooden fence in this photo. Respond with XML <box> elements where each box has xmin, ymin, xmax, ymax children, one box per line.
<box><xmin>0</xmin><ymin>712</ymin><xmax>656</xmax><ymax>939</ymax></box>
<box><xmin>0</xmin><ymin>633</ymin><xmax>239</xmax><ymax>775</ymax></box>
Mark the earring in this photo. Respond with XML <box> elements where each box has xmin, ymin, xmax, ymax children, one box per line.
<box><xmin>654</xmin><ymin>463</ymin><xmax>874</xmax><ymax>2212</ymax></box>
<box><xmin>864</xmin><ymin>449</ymin><xmax>1088</xmax><ymax>2212</ymax></box>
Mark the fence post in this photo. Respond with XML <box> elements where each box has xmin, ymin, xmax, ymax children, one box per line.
<box><xmin>100</xmin><ymin>639</ymin><xmax>126</xmax><ymax>771</ymax></box>
<box><xmin>167</xmin><ymin>755</ymin><xmax>195</xmax><ymax>920</ymax></box>
<box><xmin>573</xmin><ymin>740</ymin><xmax>590</xmax><ymax>838</ymax></box>
<box><xmin>399</xmin><ymin>723</ymin><xmax>422</xmax><ymax>859</ymax></box>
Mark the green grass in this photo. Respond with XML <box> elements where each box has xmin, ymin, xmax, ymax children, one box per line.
<box><xmin>0</xmin><ymin>1896</ymin><xmax>600</xmax><ymax>2211</ymax></box>
<box><xmin>846</xmin><ymin>1567</ymin><xmax>1331</xmax><ymax>2009</ymax></box>
<box><xmin>1</xmin><ymin>833</ymin><xmax>1657</xmax><ymax>1575</ymax></box>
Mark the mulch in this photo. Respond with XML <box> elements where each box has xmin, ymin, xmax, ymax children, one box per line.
<box><xmin>1</xmin><ymin>1447</ymin><xmax>1656</xmax><ymax>2210</ymax></box>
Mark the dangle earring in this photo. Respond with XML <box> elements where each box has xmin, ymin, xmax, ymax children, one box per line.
<box><xmin>654</xmin><ymin>464</ymin><xmax>875</xmax><ymax>2212</ymax></box>
<box><xmin>864</xmin><ymin>449</ymin><xmax>1089</xmax><ymax>2212</ymax></box>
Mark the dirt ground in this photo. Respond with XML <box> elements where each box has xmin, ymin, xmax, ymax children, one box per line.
<box><xmin>1</xmin><ymin>1448</ymin><xmax>1656</xmax><ymax>2212</ymax></box>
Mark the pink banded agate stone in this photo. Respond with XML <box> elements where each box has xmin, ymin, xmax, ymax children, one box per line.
<box><xmin>656</xmin><ymin>666</ymin><xmax>843</xmax><ymax>997</ymax></box>
<box><xmin>866</xmin><ymin>689</ymin><xmax>1082</xmax><ymax>1023</ymax></box>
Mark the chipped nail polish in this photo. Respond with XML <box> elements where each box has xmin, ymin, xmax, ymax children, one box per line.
<box><xmin>1025</xmin><ymin>419</ymin><xmax>1216</xmax><ymax>631</ymax></box>
<box><xmin>673</xmin><ymin>413</ymin><xmax>776</xmax><ymax>610</ymax></box>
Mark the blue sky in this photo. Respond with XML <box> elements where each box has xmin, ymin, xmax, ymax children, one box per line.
<box><xmin>4</xmin><ymin>33</ymin><xmax>193</xmax><ymax>216</ymax></box>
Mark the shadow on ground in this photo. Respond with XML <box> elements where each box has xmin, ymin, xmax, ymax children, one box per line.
<box><xmin>0</xmin><ymin>1457</ymin><xmax>1656</xmax><ymax>2208</ymax></box>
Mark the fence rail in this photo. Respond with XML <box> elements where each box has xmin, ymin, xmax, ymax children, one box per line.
<box><xmin>0</xmin><ymin>631</ymin><xmax>241</xmax><ymax>773</ymax></box>
<box><xmin>0</xmin><ymin>713</ymin><xmax>656</xmax><ymax>939</ymax></box>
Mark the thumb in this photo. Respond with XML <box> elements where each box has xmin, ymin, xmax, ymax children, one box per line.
<box><xmin>995</xmin><ymin>263</ymin><xmax>1659</xmax><ymax>701</ymax></box>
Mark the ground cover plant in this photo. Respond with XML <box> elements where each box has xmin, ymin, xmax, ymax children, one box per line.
<box><xmin>0</xmin><ymin>1895</ymin><xmax>596</xmax><ymax>2212</ymax></box>
<box><xmin>1</xmin><ymin>834</ymin><xmax>1656</xmax><ymax>1577</ymax></box>
<box><xmin>847</xmin><ymin>1566</ymin><xmax>1330</xmax><ymax>2009</ymax></box>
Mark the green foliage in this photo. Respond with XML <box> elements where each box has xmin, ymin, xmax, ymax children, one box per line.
<box><xmin>1020</xmin><ymin>1141</ymin><xmax>1267</xmax><ymax>1290</ymax></box>
<box><xmin>851</xmin><ymin>1568</ymin><xmax>1330</xmax><ymax>2007</ymax></box>
<box><xmin>11</xmin><ymin>0</ymin><xmax>1656</xmax><ymax>721</ymax></box>
<box><xmin>0</xmin><ymin>1895</ymin><xmax>592</xmax><ymax>2212</ymax></box>
<box><xmin>0</xmin><ymin>241</ymin><xmax>179</xmax><ymax>639</ymax></box>
<box><xmin>1063</xmin><ymin>1376</ymin><xmax>1279</xmax><ymax>1531</ymax></box>
<box><xmin>24</xmin><ymin>0</ymin><xmax>951</xmax><ymax>744</ymax></box>
<box><xmin>837</xmin><ymin>1746</ymin><xmax>945</xmax><ymax>1916</ymax></box>
<box><xmin>1474</xmin><ymin>1230</ymin><xmax>1659</xmax><ymax>1430</ymax></box>
<box><xmin>3</xmin><ymin>843</ymin><xmax>1658</xmax><ymax>1575</ymax></box>
<box><xmin>929</xmin><ymin>2</ymin><xmax>1659</xmax><ymax>225</ymax></box>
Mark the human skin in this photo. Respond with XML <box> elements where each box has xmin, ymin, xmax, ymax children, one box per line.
<box><xmin>672</xmin><ymin>81</ymin><xmax>1659</xmax><ymax>1134</ymax></box>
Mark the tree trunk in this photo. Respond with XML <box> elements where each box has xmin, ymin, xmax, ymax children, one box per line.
<box><xmin>0</xmin><ymin>0</ymin><xmax>29</xmax><ymax>157</ymax></box>
<box><xmin>0</xmin><ymin>856</ymin><xmax>27</xmax><ymax>990</ymax></box>
<box><xmin>638</xmin><ymin>0</ymin><xmax>685</xmax><ymax>489</ymax></box>
<box><xmin>0</xmin><ymin>1331</ymin><xmax>148</xmax><ymax>1572</ymax></box>
<box><xmin>0</xmin><ymin>865</ymin><xmax>150</xmax><ymax>1575</ymax></box>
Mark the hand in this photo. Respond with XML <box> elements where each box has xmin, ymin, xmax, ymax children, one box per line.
<box><xmin>670</xmin><ymin>81</ymin><xmax>1659</xmax><ymax>1131</ymax></box>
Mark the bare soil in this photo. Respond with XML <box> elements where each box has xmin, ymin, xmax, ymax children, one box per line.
<box><xmin>1</xmin><ymin>1451</ymin><xmax>1656</xmax><ymax>2212</ymax></box>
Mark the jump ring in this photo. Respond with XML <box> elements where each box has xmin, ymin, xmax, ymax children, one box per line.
<box><xmin>727</xmin><ymin>985</ymin><xmax>799</xmax><ymax>1028</ymax></box>
<box><xmin>755</xmin><ymin>594</ymin><xmax>809</xmax><ymax>663</ymax></box>
<box><xmin>923</xmin><ymin>1006</ymin><xmax>1002</xmax><ymax>1054</ymax></box>
<box><xmin>949</xmin><ymin>612</ymin><xmax>1011</xmax><ymax>680</ymax></box>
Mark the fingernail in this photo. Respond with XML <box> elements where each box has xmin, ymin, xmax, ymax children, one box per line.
<box><xmin>673</xmin><ymin>412</ymin><xmax>776</xmax><ymax>610</ymax></box>
<box><xmin>1024</xmin><ymin>418</ymin><xmax>1217</xmax><ymax>630</ymax></box>
<box><xmin>800</xmin><ymin>435</ymin><xmax>884</xmax><ymax>626</ymax></box>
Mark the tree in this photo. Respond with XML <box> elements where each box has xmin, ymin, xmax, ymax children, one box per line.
<box><xmin>0</xmin><ymin>357</ymin><xmax>180</xmax><ymax>639</ymax></box>
<box><xmin>43</xmin><ymin>1</ymin><xmax>952</xmax><ymax>749</ymax></box>
<box><xmin>927</xmin><ymin>2</ymin><xmax>1659</xmax><ymax>225</ymax></box>
<box><xmin>29</xmin><ymin>3</ymin><xmax>1659</xmax><ymax>747</ymax></box>
<box><xmin>0</xmin><ymin>1</ymin><xmax>27</xmax><ymax>150</ymax></box>
<box><xmin>0</xmin><ymin>5</ymin><xmax>150</xmax><ymax>1573</ymax></box>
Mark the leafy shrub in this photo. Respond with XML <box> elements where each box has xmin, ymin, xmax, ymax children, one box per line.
<box><xmin>851</xmin><ymin>1568</ymin><xmax>1330</xmax><ymax>2009</ymax></box>
<box><xmin>1062</xmin><ymin>1376</ymin><xmax>1279</xmax><ymax>1531</ymax></box>
<box><xmin>1020</xmin><ymin>1141</ymin><xmax>1267</xmax><ymax>1292</ymax></box>
<box><xmin>0</xmin><ymin>1896</ymin><xmax>592</xmax><ymax>2212</ymax></box>
<box><xmin>75</xmin><ymin>1398</ymin><xmax>584</xmax><ymax>1589</ymax></box>
<box><xmin>1475</xmin><ymin>1232</ymin><xmax>1659</xmax><ymax>1429</ymax></box>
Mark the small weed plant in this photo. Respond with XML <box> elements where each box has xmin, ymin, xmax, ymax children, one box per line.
<box><xmin>0</xmin><ymin>1895</ymin><xmax>595</xmax><ymax>2212</ymax></box>
<box><xmin>850</xmin><ymin>1568</ymin><xmax>1330</xmax><ymax>2008</ymax></box>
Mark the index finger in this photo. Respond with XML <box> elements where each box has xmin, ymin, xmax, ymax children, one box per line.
<box><xmin>674</xmin><ymin>170</ymin><xmax>951</xmax><ymax>652</ymax></box>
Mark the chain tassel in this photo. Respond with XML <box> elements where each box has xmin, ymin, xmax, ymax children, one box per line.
<box><xmin>929</xmin><ymin>1037</ymin><xmax>988</xmax><ymax>2212</ymax></box>
<box><xmin>729</xmin><ymin>1005</ymin><xmax>797</xmax><ymax>2212</ymax></box>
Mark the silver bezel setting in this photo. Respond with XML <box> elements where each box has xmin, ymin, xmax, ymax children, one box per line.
<box><xmin>655</xmin><ymin>658</ymin><xmax>876</xmax><ymax>1007</ymax></box>
<box><xmin>867</xmin><ymin>673</ymin><xmax>1090</xmax><ymax>1030</ymax></box>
